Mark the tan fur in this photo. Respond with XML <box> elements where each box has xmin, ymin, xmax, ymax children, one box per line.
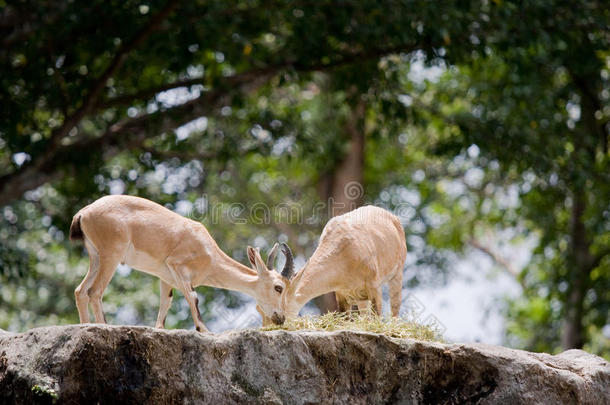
<box><xmin>71</xmin><ymin>195</ymin><xmax>286</xmax><ymax>332</ymax></box>
<box><xmin>282</xmin><ymin>205</ymin><xmax>406</xmax><ymax>318</ymax></box>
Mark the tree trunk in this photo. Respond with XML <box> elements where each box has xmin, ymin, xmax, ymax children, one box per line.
<box><xmin>314</xmin><ymin>99</ymin><xmax>366</xmax><ymax>313</ymax></box>
<box><xmin>561</xmin><ymin>191</ymin><xmax>590</xmax><ymax>349</ymax></box>
<box><xmin>326</xmin><ymin>101</ymin><xmax>366</xmax><ymax>215</ymax></box>
<box><xmin>560</xmin><ymin>70</ymin><xmax>606</xmax><ymax>349</ymax></box>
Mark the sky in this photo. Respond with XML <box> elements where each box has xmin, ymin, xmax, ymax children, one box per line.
<box><xmin>411</xmin><ymin>251</ymin><xmax>523</xmax><ymax>344</ymax></box>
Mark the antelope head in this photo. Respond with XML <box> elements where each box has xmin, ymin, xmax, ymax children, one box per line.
<box><xmin>247</xmin><ymin>242</ymin><xmax>294</xmax><ymax>325</ymax></box>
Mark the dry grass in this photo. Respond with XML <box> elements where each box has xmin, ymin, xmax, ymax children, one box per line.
<box><xmin>260</xmin><ymin>312</ymin><xmax>443</xmax><ymax>342</ymax></box>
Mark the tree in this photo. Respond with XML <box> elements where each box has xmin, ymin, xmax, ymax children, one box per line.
<box><xmin>413</xmin><ymin>1</ymin><xmax>610</xmax><ymax>352</ymax></box>
<box><xmin>1</xmin><ymin>0</ymin><xmax>487</xmax><ymax>206</ymax></box>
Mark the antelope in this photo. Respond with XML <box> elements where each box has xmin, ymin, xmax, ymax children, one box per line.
<box><xmin>278</xmin><ymin>205</ymin><xmax>406</xmax><ymax>319</ymax></box>
<box><xmin>69</xmin><ymin>195</ymin><xmax>292</xmax><ymax>332</ymax></box>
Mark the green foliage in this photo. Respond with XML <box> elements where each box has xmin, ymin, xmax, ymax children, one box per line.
<box><xmin>31</xmin><ymin>384</ymin><xmax>58</xmax><ymax>403</ymax></box>
<box><xmin>419</xmin><ymin>2</ymin><xmax>610</xmax><ymax>355</ymax></box>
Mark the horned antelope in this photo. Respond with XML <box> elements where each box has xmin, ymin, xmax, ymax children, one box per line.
<box><xmin>69</xmin><ymin>195</ymin><xmax>291</xmax><ymax>331</ymax></box>
<box><xmin>279</xmin><ymin>205</ymin><xmax>406</xmax><ymax>319</ymax></box>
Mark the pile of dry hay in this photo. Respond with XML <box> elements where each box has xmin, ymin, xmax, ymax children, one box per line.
<box><xmin>260</xmin><ymin>312</ymin><xmax>443</xmax><ymax>341</ymax></box>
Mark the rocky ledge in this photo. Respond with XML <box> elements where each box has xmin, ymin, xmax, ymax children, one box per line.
<box><xmin>0</xmin><ymin>325</ymin><xmax>608</xmax><ymax>404</ymax></box>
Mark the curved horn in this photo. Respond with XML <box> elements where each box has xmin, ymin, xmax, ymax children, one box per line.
<box><xmin>280</xmin><ymin>242</ymin><xmax>295</xmax><ymax>279</ymax></box>
<box><xmin>266</xmin><ymin>242</ymin><xmax>279</xmax><ymax>269</ymax></box>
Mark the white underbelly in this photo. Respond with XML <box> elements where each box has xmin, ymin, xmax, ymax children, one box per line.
<box><xmin>123</xmin><ymin>244</ymin><xmax>174</xmax><ymax>285</ymax></box>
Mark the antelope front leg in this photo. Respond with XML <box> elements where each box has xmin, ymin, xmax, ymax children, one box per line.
<box><xmin>335</xmin><ymin>292</ymin><xmax>351</xmax><ymax>313</ymax></box>
<box><xmin>356</xmin><ymin>300</ymin><xmax>372</xmax><ymax>315</ymax></box>
<box><xmin>388</xmin><ymin>271</ymin><xmax>403</xmax><ymax>317</ymax></box>
<box><xmin>372</xmin><ymin>287</ymin><xmax>383</xmax><ymax>315</ymax></box>
<box><xmin>155</xmin><ymin>280</ymin><xmax>173</xmax><ymax>329</ymax></box>
<box><xmin>165</xmin><ymin>260</ymin><xmax>208</xmax><ymax>332</ymax></box>
<box><xmin>186</xmin><ymin>286</ymin><xmax>209</xmax><ymax>332</ymax></box>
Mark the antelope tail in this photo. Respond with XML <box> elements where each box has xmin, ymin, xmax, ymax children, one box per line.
<box><xmin>69</xmin><ymin>215</ymin><xmax>84</xmax><ymax>241</ymax></box>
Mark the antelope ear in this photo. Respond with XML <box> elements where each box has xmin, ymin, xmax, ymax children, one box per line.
<box><xmin>266</xmin><ymin>242</ymin><xmax>280</xmax><ymax>269</ymax></box>
<box><xmin>247</xmin><ymin>246</ymin><xmax>267</xmax><ymax>275</ymax></box>
<box><xmin>254</xmin><ymin>252</ymin><xmax>267</xmax><ymax>275</ymax></box>
<box><xmin>289</xmin><ymin>267</ymin><xmax>306</xmax><ymax>286</ymax></box>
<box><xmin>247</xmin><ymin>246</ymin><xmax>257</xmax><ymax>267</ymax></box>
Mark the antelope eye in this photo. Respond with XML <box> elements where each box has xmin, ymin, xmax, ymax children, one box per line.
<box><xmin>274</xmin><ymin>285</ymin><xmax>283</xmax><ymax>293</ymax></box>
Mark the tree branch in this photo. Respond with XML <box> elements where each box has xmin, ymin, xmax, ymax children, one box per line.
<box><xmin>46</xmin><ymin>0</ymin><xmax>180</xmax><ymax>149</ymax></box>
<box><xmin>565</xmin><ymin>65</ymin><xmax>608</xmax><ymax>154</ymax></box>
<box><xmin>588</xmin><ymin>247</ymin><xmax>610</xmax><ymax>272</ymax></box>
<box><xmin>0</xmin><ymin>0</ymin><xmax>181</xmax><ymax>206</ymax></box>
<box><xmin>0</xmin><ymin>67</ymin><xmax>274</xmax><ymax>207</ymax></box>
<box><xmin>139</xmin><ymin>144</ymin><xmax>263</xmax><ymax>162</ymax></box>
<box><xmin>96</xmin><ymin>65</ymin><xmax>283</xmax><ymax>110</ymax></box>
<box><xmin>1</xmin><ymin>4</ymin><xmax>69</xmax><ymax>48</ymax></box>
<box><xmin>0</xmin><ymin>44</ymin><xmax>416</xmax><ymax>207</ymax></box>
<box><xmin>98</xmin><ymin>43</ymin><xmax>411</xmax><ymax>110</ymax></box>
<box><xmin>469</xmin><ymin>239</ymin><xmax>525</xmax><ymax>289</ymax></box>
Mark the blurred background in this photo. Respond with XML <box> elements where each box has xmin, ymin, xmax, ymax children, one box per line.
<box><xmin>0</xmin><ymin>0</ymin><xmax>608</xmax><ymax>359</ymax></box>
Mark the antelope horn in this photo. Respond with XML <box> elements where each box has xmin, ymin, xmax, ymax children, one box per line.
<box><xmin>266</xmin><ymin>242</ymin><xmax>279</xmax><ymax>269</ymax></box>
<box><xmin>280</xmin><ymin>242</ymin><xmax>295</xmax><ymax>279</ymax></box>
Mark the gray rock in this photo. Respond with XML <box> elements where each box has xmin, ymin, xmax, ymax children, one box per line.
<box><xmin>0</xmin><ymin>325</ymin><xmax>608</xmax><ymax>404</ymax></box>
